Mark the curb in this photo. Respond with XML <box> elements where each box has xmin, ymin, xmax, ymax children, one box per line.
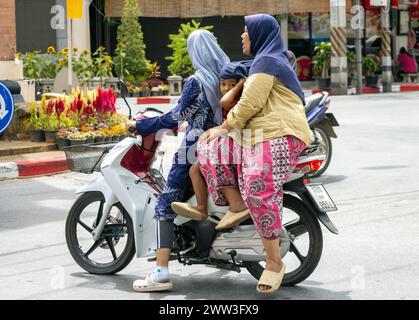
<box><xmin>305</xmin><ymin>83</ymin><xmax>419</xmax><ymax>96</ymax></box>
<box><xmin>0</xmin><ymin>157</ymin><xmax>68</xmax><ymax>180</ymax></box>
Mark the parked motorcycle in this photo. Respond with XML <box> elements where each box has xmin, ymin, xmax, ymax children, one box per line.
<box><xmin>64</xmin><ymin>92</ymin><xmax>339</xmax><ymax>287</ymax></box>
<box><xmin>304</xmin><ymin>91</ymin><xmax>339</xmax><ymax>178</ymax></box>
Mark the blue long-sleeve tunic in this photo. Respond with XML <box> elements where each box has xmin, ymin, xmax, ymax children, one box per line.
<box><xmin>135</xmin><ymin>76</ymin><xmax>218</xmax><ymax>221</ymax></box>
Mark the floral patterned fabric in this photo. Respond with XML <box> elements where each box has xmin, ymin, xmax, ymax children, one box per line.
<box><xmin>198</xmin><ymin>135</ymin><xmax>305</xmax><ymax>239</ymax></box>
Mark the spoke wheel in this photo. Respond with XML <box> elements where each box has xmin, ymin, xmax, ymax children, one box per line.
<box><xmin>243</xmin><ymin>195</ymin><xmax>323</xmax><ymax>286</ymax></box>
<box><xmin>65</xmin><ymin>192</ymin><xmax>135</xmax><ymax>275</ymax></box>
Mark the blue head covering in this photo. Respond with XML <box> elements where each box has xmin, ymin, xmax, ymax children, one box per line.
<box><xmin>220</xmin><ymin>61</ymin><xmax>251</xmax><ymax>80</ymax></box>
<box><xmin>187</xmin><ymin>30</ymin><xmax>230</xmax><ymax>124</ymax></box>
<box><xmin>244</xmin><ymin>14</ymin><xmax>305</xmax><ymax>105</ymax></box>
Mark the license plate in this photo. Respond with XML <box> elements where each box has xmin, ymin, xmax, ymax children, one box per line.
<box><xmin>305</xmin><ymin>184</ymin><xmax>338</xmax><ymax>212</ymax></box>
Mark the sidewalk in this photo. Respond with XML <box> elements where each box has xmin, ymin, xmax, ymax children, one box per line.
<box><xmin>0</xmin><ymin>140</ymin><xmax>68</xmax><ymax>180</ymax></box>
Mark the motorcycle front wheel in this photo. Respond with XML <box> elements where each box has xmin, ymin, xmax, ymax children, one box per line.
<box><xmin>243</xmin><ymin>195</ymin><xmax>323</xmax><ymax>286</ymax></box>
<box><xmin>65</xmin><ymin>192</ymin><xmax>135</xmax><ymax>275</ymax></box>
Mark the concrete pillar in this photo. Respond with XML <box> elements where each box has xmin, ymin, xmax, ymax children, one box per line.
<box><xmin>52</xmin><ymin>0</ymin><xmax>91</xmax><ymax>52</ymax></box>
<box><xmin>71</xmin><ymin>0</ymin><xmax>91</xmax><ymax>53</ymax></box>
<box><xmin>381</xmin><ymin>6</ymin><xmax>392</xmax><ymax>92</ymax></box>
<box><xmin>280</xmin><ymin>14</ymin><xmax>289</xmax><ymax>48</ymax></box>
<box><xmin>330</xmin><ymin>0</ymin><xmax>348</xmax><ymax>95</ymax></box>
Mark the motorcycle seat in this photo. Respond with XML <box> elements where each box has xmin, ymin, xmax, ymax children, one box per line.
<box><xmin>304</xmin><ymin>93</ymin><xmax>324</xmax><ymax>114</ymax></box>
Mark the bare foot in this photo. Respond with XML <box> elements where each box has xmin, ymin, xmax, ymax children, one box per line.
<box><xmin>228</xmin><ymin>204</ymin><xmax>248</xmax><ymax>213</ymax></box>
<box><xmin>192</xmin><ymin>205</ymin><xmax>208</xmax><ymax>219</ymax></box>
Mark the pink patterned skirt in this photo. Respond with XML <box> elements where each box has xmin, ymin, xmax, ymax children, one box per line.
<box><xmin>198</xmin><ymin>135</ymin><xmax>306</xmax><ymax>239</ymax></box>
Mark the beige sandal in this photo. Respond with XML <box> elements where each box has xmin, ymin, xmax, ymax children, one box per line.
<box><xmin>215</xmin><ymin>209</ymin><xmax>250</xmax><ymax>230</ymax></box>
<box><xmin>256</xmin><ymin>263</ymin><xmax>286</xmax><ymax>294</ymax></box>
<box><xmin>133</xmin><ymin>274</ymin><xmax>173</xmax><ymax>292</ymax></box>
<box><xmin>171</xmin><ymin>202</ymin><xmax>207</xmax><ymax>221</ymax></box>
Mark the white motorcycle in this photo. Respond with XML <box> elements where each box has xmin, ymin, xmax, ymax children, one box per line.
<box><xmin>64</xmin><ymin>94</ymin><xmax>338</xmax><ymax>286</ymax></box>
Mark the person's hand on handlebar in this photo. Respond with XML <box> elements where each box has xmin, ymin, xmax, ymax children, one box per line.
<box><xmin>125</xmin><ymin>120</ymin><xmax>138</xmax><ymax>136</ymax></box>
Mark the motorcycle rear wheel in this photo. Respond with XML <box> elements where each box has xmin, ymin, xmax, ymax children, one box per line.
<box><xmin>65</xmin><ymin>192</ymin><xmax>135</xmax><ymax>275</ymax></box>
<box><xmin>307</xmin><ymin>127</ymin><xmax>332</xmax><ymax>178</ymax></box>
<box><xmin>243</xmin><ymin>195</ymin><xmax>323</xmax><ymax>286</ymax></box>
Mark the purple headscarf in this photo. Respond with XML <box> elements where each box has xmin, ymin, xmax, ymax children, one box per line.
<box><xmin>245</xmin><ymin>14</ymin><xmax>305</xmax><ymax>105</ymax></box>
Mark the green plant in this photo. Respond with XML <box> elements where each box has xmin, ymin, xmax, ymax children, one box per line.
<box><xmin>73</xmin><ymin>49</ymin><xmax>95</xmax><ymax>85</ymax></box>
<box><xmin>114</xmin><ymin>43</ymin><xmax>128</xmax><ymax>80</ymax></box>
<box><xmin>363</xmin><ymin>55</ymin><xmax>381</xmax><ymax>76</ymax></box>
<box><xmin>43</xmin><ymin>112</ymin><xmax>60</xmax><ymax>131</ymax></box>
<box><xmin>166</xmin><ymin>20</ymin><xmax>214</xmax><ymax>78</ymax></box>
<box><xmin>22</xmin><ymin>51</ymin><xmax>43</xmax><ymax>79</ymax></box>
<box><xmin>312</xmin><ymin>41</ymin><xmax>331</xmax><ymax>78</ymax></box>
<box><xmin>347</xmin><ymin>50</ymin><xmax>356</xmax><ymax>78</ymax></box>
<box><xmin>93</xmin><ymin>46</ymin><xmax>113</xmax><ymax>85</ymax></box>
<box><xmin>114</xmin><ymin>0</ymin><xmax>149</xmax><ymax>82</ymax></box>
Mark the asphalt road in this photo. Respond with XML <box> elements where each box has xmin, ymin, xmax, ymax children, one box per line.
<box><xmin>1</xmin><ymin>91</ymin><xmax>419</xmax><ymax>300</ymax></box>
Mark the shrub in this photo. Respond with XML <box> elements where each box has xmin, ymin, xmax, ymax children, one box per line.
<box><xmin>165</xmin><ymin>20</ymin><xmax>214</xmax><ymax>78</ymax></box>
<box><xmin>114</xmin><ymin>0</ymin><xmax>149</xmax><ymax>82</ymax></box>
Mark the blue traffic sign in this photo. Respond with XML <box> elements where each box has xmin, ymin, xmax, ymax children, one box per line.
<box><xmin>0</xmin><ymin>82</ymin><xmax>14</xmax><ymax>134</ymax></box>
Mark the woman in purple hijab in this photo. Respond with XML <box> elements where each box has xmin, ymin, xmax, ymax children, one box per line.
<box><xmin>196</xmin><ymin>14</ymin><xmax>312</xmax><ymax>294</ymax></box>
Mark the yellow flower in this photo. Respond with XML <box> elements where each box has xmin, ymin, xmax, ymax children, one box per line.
<box><xmin>47</xmin><ymin>46</ymin><xmax>56</xmax><ymax>54</ymax></box>
<box><xmin>26</xmin><ymin>52</ymin><xmax>32</xmax><ymax>58</ymax></box>
<box><xmin>82</xmin><ymin>50</ymin><xmax>89</xmax><ymax>55</ymax></box>
<box><xmin>61</xmin><ymin>48</ymin><xmax>68</xmax><ymax>55</ymax></box>
<box><xmin>104</xmin><ymin>55</ymin><xmax>112</xmax><ymax>62</ymax></box>
<box><xmin>16</xmin><ymin>52</ymin><xmax>22</xmax><ymax>59</ymax></box>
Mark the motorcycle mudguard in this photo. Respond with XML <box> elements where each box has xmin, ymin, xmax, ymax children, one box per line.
<box><xmin>284</xmin><ymin>179</ymin><xmax>339</xmax><ymax>235</ymax></box>
<box><xmin>76</xmin><ymin>176</ymin><xmax>118</xmax><ymax>204</ymax></box>
<box><xmin>315</xmin><ymin>118</ymin><xmax>338</xmax><ymax>139</ymax></box>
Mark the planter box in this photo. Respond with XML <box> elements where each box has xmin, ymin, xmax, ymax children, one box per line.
<box><xmin>38</xmin><ymin>79</ymin><xmax>54</xmax><ymax>94</ymax></box>
<box><xmin>57</xmin><ymin>137</ymin><xmax>70</xmax><ymax>150</ymax></box>
<box><xmin>94</xmin><ymin>136</ymin><xmax>106</xmax><ymax>143</ymax></box>
<box><xmin>365</xmin><ymin>75</ymin><xmax>379</xmax><ymax>87</ymax></box>
<box><xmin>44</xmin><ymin>130</ymin><xmax>58</xmax><ymax>143</ymax></box>
<box><xmin>30</xmin><ymin>130</ymin><xmax>45</xmax><ymax>142</ymax></box>
<box><xmin>69</xmin><ymin>139</ymin><xmax>87</xmax><ymax>146</ymax></box>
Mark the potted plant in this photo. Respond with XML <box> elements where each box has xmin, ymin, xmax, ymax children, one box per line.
<box><xmin>84</xmin><ymin>131</ymin><xmax>96</xmax><ymax>144</ymax></box>
<box><xmin>56</xmin><ymin>128</ymin><xmax>71</xmax><ymax>149</ymax></box>
<box><xmin>73</xmin><ymin>49</ymin><xmax>95</xmax><ymax>89</ymax></box>
<box><xmin>347</xmin><ymin>50</ymin><xmax>356</xmax><ymax>87</ymax></box>
<box><xmin>162</xmin><ymin>83</ymin><xmax>169</xmax><ymax>96</ymax></box>
<box><xmin>312</xmin><ymin>42</ymin><xmax>331</xmax><ymax>90</ymax></box>
<box><xmin>363</xmin><ymin>56</ymin><xmax>381</xmax><ymax>87</ymax></box>
<box><xmin>43</xmin><ymin>112</ymin><xmax>60</xmax><ymax>143</ymax></box>
<box><xmin>139</xmin><ymin>81</ymin><xmax>151</xmax><ymax>97</ymax></box>
<box><xmin>113</xmin><ymin>0</ymin><xmax>150</xmax><ymax>84</ymax></box>
<box><xmin>24</xmin><ymin>102</ymin><xmax>46</xmax><ymax>142</ymax></box>
<box><xmin>166</xmin><ymin>20</ymin><xmax>214</xmax><ymax>78</ymax></box>
<box><xmin>93</xmin><ymin>130</ymin><xmax>106</xmax><ymax>143</ymax></box>
<box><xmin>68</xmin><ymin>131</ymin><xmax>87</xmax><ymax>146</ymax></box>
<box><xmin>93</xmin><ymin>46</ymin><xmax>114</xmax><ymax>87</ymax></box>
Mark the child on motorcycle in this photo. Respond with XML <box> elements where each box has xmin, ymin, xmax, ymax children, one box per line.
<box><xmin>171</xmin><ymin>62</ymin><xmax>249</xmax><ymax>225</ymax></box>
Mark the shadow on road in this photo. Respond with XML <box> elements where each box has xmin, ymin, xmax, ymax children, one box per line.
<box><xmin>313</xmin><ymin>175</ymin><xmax>347</xmax><ymax>185</ymax></box>
<box><xmin>70</xmin><ymin>271</ymin><xmax>352</xmax><ymax>300</ymax></box>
